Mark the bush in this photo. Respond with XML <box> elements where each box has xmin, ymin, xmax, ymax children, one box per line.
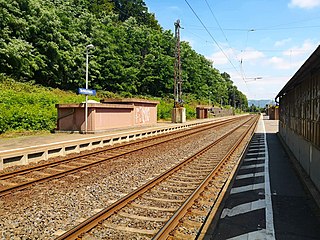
<box><xmin>0</xmin><ymin>77</ymin><xmax>88</xmax><ymax>135</ymax></box>
<box><xmin>157</xmin><ymin>99</ymin><xmax>172</xmax><ymax>120</ymax></box>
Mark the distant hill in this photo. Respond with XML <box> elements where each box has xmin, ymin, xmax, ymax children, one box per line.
<box><xmin>248</xmin><ymin>99</ymin><xmax>275</xmax><ymax>108</ymax></box>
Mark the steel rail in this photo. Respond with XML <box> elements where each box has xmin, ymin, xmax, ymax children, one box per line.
<box><xmin>55</xmin><ymin>115</ymin><xmax>255</xmax><ymax>240</ymax></box>
<box><xmin>0</xmin><ymin>118</ymin><xmax>239</xmax><ymax>180</ymax></box>
<box><xmin>196</xmin><ymin>115</ymin><xmax>259</xmax><ymax>239</ymax></box>
<box><xmin>0</xmin><ymin>117</ymin><xmax>244</xmax><ymax>197</ymax></box>
<box><xmin>153</xmin><ymin>115</ymin><xmax>259</xmax><ymax>239</ymax></box>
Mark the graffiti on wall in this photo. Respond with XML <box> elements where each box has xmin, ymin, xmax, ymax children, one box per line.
<box><xmin>135</xmin><ymin>107</ymin><xmax>151</xmax><ymax>124</ymax></box>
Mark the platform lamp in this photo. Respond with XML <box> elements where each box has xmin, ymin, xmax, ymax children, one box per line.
<box><xmin>85</xmin><ymin>44</ymin><xmax>94</xmax><ymax>134</ymax></box>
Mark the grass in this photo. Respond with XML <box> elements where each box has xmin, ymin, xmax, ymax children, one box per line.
<box><xmin>0</xmin><ymin>76</ymin><xmax>217</xmax><ymax>138</ymax></box>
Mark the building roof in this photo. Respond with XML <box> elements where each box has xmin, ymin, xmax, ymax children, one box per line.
<box><xmin>100</xmin><ymin>98</ymin><xmax>159</xmax><ymax>105</ymax></box>
<box><xmin>276</xmin><ymin>45</ymin><xmax>320</xmax><ymax>100</ymax></box>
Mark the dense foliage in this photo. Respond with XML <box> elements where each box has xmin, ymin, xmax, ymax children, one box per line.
<box><xmin>0</xmin><ymin>77</ymin><xmax>197</xmax><ymax>135</ymax></box>
<box><xmin>0</xmin><ymin>76</ymin><xmax>88</xmax><ymax>134</ymax></box>
<box><xmin>0</xmin><ymin>0</ymin><xmax>248</xmax><ymax>134</ymax></box>
<box><xmin>0</xmin><ymin>0</ymin><xmax>247</xmax><ymax>105</ymax></box>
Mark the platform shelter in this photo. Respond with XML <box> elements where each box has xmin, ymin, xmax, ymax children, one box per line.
<box><xmin>56</xmin><ymin>98</ymin><xmax>159</xmax><ymax>133</ymax></box>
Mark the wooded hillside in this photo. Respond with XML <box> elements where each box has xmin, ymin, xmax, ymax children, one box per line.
<box><xmin>0</xmin><ymin>0</ymin><xmax>247</xmax><ymax>107</ymax></box>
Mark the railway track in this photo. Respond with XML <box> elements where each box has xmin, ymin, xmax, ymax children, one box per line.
<box><xmin>56</xmin><ymin>115</ymin><xmax>259</xmax><ymax>240</ymax></box>
<box><xmin>0</xmin><ymin>116</ymin><xmax>246</xmax><ymax>197</ymax></box>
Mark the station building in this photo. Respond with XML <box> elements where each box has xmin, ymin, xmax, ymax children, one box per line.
<box><xmin>276</xmin><ymin>45</ymin><xmax>320</xmax><ymax>191</ymax></box>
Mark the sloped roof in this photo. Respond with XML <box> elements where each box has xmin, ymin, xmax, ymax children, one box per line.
<box><xmin>276</xmin><ymin>45</ymin><xmax>320</xmax><ymax>100</ymax></box>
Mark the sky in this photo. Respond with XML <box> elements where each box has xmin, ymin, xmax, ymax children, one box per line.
<box><xmin>144</xmin><ymin>0</ymin><xmax>320</xmax><ymax>100</ymax></box>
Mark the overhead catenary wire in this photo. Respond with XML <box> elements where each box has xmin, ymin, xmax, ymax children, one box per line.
<box><xmin>204</xmin><ymin>0</ymin><xmax>246</xmax><ymax>81</ymax></box>
<box><xmin>184</xmin><ymin>0</ymin><xmax>249</xmax><ymax>87</ymax></box>
<box><xmin>204</xmin><ymin>0</ymin><xmax>228</xmax><ymax>43</ymax></box>
<box><xmin>186</xmin><ymin>25</ymin><xmax>320</xmax><ymax>31</ymax></box>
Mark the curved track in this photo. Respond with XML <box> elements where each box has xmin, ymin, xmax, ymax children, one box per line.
<box><xmin>56</xmin><ymin>115</ymin><xmax>259</xmax><ymax>240</ymax></box>
<box><xmin>0</xmin><ymin>117</ymin><xmax>245</xmax><ymax>197</ymax></box>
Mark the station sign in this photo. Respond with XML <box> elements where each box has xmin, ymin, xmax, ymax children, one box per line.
<box><xmin>78</xmin><ymin>88</ymin><xmax>96</xmax><ymax>96</ymax></box>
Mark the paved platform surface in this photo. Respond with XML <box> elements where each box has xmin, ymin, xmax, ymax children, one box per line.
<box><xmin>0</xmin><ymin>118</ymin><xmax>220</xmax><ymax>152</ymax></box>
<box><xmin>207</xmin><ymin>116</ymin><xmax>320</xmax><ymax>240</ymax></box>
<box><xmin>0</xmin><ymin>123</ymin><xmax>166</xmax><ymax>152</ymax></box>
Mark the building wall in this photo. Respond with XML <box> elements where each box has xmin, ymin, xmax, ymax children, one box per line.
<box><xmin>268</xmin><ymin>106</ymin><xmax>279</xmax><ymax>120</ymax></box>
<box><xmin>57</xmin><ymin>106</ymin><xmax>87</xmax><ymax>131</ymax></box>
<box><xmin>211</xmin><ymin>108</ymin><xmax>234</xmax><ymax>117</ymax></box>
<box><xmin>133</xmin><ymin>103</ymin><xmax>158</xmax><ymax>125</ymax></box>
<box><xmin>279</xmin><ymin>75</ymin><xmax>320</xmax><ymax>148</ymax></box>
<box><xmin>94</xmin><ymin>108</ymin><xmax>133</xmax><ymax>131</ymax></box>
<box><xmin>279</xmin><ymin>66</ymin><xmax>320</xmax><ymax>191</ymax></box>
<box><xmin>56</xmin><ymin>101</ymin><xmax>158</xmax><ymax>133</ymax></box>
<box><xmin>280</xmin><ymin>125</ymin><xmax>320</xmax><ymax>191</ymax></box>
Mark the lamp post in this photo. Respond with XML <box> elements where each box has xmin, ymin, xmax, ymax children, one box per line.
<box><xmin>85</xmin><ymin>44</ymin><xmax>94</xmax><ymax>134</ymax></box>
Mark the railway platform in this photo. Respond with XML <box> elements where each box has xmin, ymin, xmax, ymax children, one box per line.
<box><xmin>203</xmin><ymin>115</ymin><xmax>320</xmax><ymax>240</ymax></box>
<box><xmin>0</xmin><ymin>117</ymin><xmax>230</xmax><ymax>170</ymax></box>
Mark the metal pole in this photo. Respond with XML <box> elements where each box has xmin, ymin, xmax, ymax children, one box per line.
<box><xmin>233</xmin><ymin>87</ymin><xmax>235</xmax><ymax>109</ymax></box>
<box><xmin>85</xmin><ymin>47</ymin><xmax>89</xmax><ymax>134</ymax></box>
<box><xmin>174</xmin><ymin>19</ymin><xmax>182</xmax><ymax>107</ymax></box>
<box><xmin>84</xmin><ymin>44</ymin><xmax>94</xmax><ymax>134</ymax></box>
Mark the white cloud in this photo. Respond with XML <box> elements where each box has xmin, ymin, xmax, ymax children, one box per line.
<box><xmin>205</xmin><ymin>40</ymin><xmax>318</xmax><ymax>100</ymax></box>
<box><xmin>275</xmin><ymin>38</ymin><xmax>292</xmax><ymax>47</ymax></box>
<box><xmin>282</xmin><ymin>39</ymin><xmax>316</xmax><ymax>57</ymax></box>
<box><xmin>269</xmin><ymin>56</ymin><xmax>292</xmax><ymax>70</ymax></box>
<box><xmin>240</xmin><ymin>49</ymin><xmax>265</xmax><ymax>61</ymax></box>
<box><xmin>207</xmin><ymin>48</ymin><xmax>264</xmax><ymax>67</ymax></box>
<box><xmin>289</xmin><ymin>0</ymin><xmax>320</xmax><ymax>9</ymax></box>
<box><xmin>168</xmin><ymin>6</ymin><xmax>181</xmax><ymax>11</ymax></box>
<box><xmin>206</xmin><ymin>48</ymin><xmax>235</xmax><ymax>66</ymax></box>
<box><xmin>268</xmin><ymin>39</ymin><xmax>317</xmax><ymax>70</ymax></box>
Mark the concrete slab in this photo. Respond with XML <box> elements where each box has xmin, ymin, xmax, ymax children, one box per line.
<box><xmin>206</xmin><ymin>115</ymin><xmax>320</xmax><ymax>240</ymax></box>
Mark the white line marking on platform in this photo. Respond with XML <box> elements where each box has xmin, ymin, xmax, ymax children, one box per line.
<box><xmin>248</xmin><ymin>148</ymin><xmax>264</xmax><ymax>152</ymax></box>
<box><xmin>227</xmin><ymin>229</ymin><xmax>267</xmax><ymax>240</ymax></box>
<box><xmin>230</xmin><ymin>183</ymin><xmax>265</xmax><ymax>194</ymax></box>
<box><xmin>240</xmin><ymin>163</ymin><xmax>265</xmax><ymax>170</ymax></box>
<box><xmin>261</xmin><ymin>117</ymin><xmax>276</xmax><ymax>239</ymax></box>
<box><xmin>236</xmin><ymin>172</ymin><xmax>265</xmax><ymax>180</ymax></box>
<box><xmin>244</xmin><ymin>157</ymin><xmax>265</xmax><ymax>162</ymax></box>
<box><xmin>221</xmin><ymin>199</ymin><xmax>265</xmax><ymax>218</ymax></box>
<box><xmin>246</xmin><ymin>152</ymin><xmax>265</xmax><ymax>156</ymax></box>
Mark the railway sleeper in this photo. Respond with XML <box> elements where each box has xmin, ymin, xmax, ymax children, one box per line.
<box><xmin>178</xmin><ymin>173</ymin><xmax>208</xmax><ymax>178</ymax></box>
<box><xmin>168</xmin><ymin>229</ymin><xmax>197</xmax><ymax>240</ymax></box>
<box><xmin>200</xmin><ymin>190</ymin><xmax>219</xmax><ymax>200</ymax></box>
<box><xmin>117</xmin><ymin>211</ymin><xmax>169</xmax><ymax>222</ymax></box>
<box><xmin>155</xmin><ymin>190</ymin><xmax>191</xmax><ymax>196</ymax></box>
<box><xmin>160</xmin><ymin>184</ymin><xmax>198</xmax><ymax>190</ymax></box>
<box><xmin>14</xmin><ymin>175</ymin><xmax>36</xmax><ymax>181</ymax></box>
<box><xmin>156</xmin><ymin>187</ymin><xmax>192</xmax><ymax>195</ymax></box>
<box><xmin>31</xmin><ymin>171</ymin><xmax>51</xmax><ymax>176</ymax></box>
<box><xmin>191</xmin><ymin>167</ymin><xmax>212</xmax><ymax>171</ymax></box>
<box><xmin>0</xmin><ymin>180</ymin><xmax>18</xmax><ymax>187</ymax></box>
<box><xmin>188</xmin><ymin>208</ymin><xmax>208</xmax><ymax>216</ymax></box>
<box><xmin>46</xmin><ymin>167</ymin><xmax>65</xmax><ymax>172</ymax></box>
<box><xmin>168</xmin><ymin>176</ymin><xmax>204</xmax><ymax>182</ymax></box>
<box><xmin>142</xmin><ymin>195</ymin><xmax>185</xmax><ymax>203</ymax></box>
<box><xmin>67</xmin><ymin>162</ymin><xmax>88</xmax><ymax>167</ymax></box>
<box><xmin>102</xmin><ymin>222</ymin><xmax>157</xmax><ymax>235</ymax></box>
<box><xmin>166</xmin><ymin>179</ymin><xmax>201</xmax><ymax>185</ymax></box>
<box><xmin>129</xmin><ymin>203</ymin><xmax>176</xmax><ymax>212</ymax></box>
<box><xmin>181</xmin><ymin>167</ymin><xmax>211</xmax><ymax>172</ymax></box>
<box><xmin>58</xmin><ymin>164</ymin><xmax>78</xmax><ymax>169</ymax></box>
<box><xmin>195</xmin><ymin>198</ymin><xmax>214</xmax><ymax>206</ymax></box>
<box><xmin>180</xmin><ymin>218</ymin><xmax>203</xmax><ymax>228</ymax></box>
